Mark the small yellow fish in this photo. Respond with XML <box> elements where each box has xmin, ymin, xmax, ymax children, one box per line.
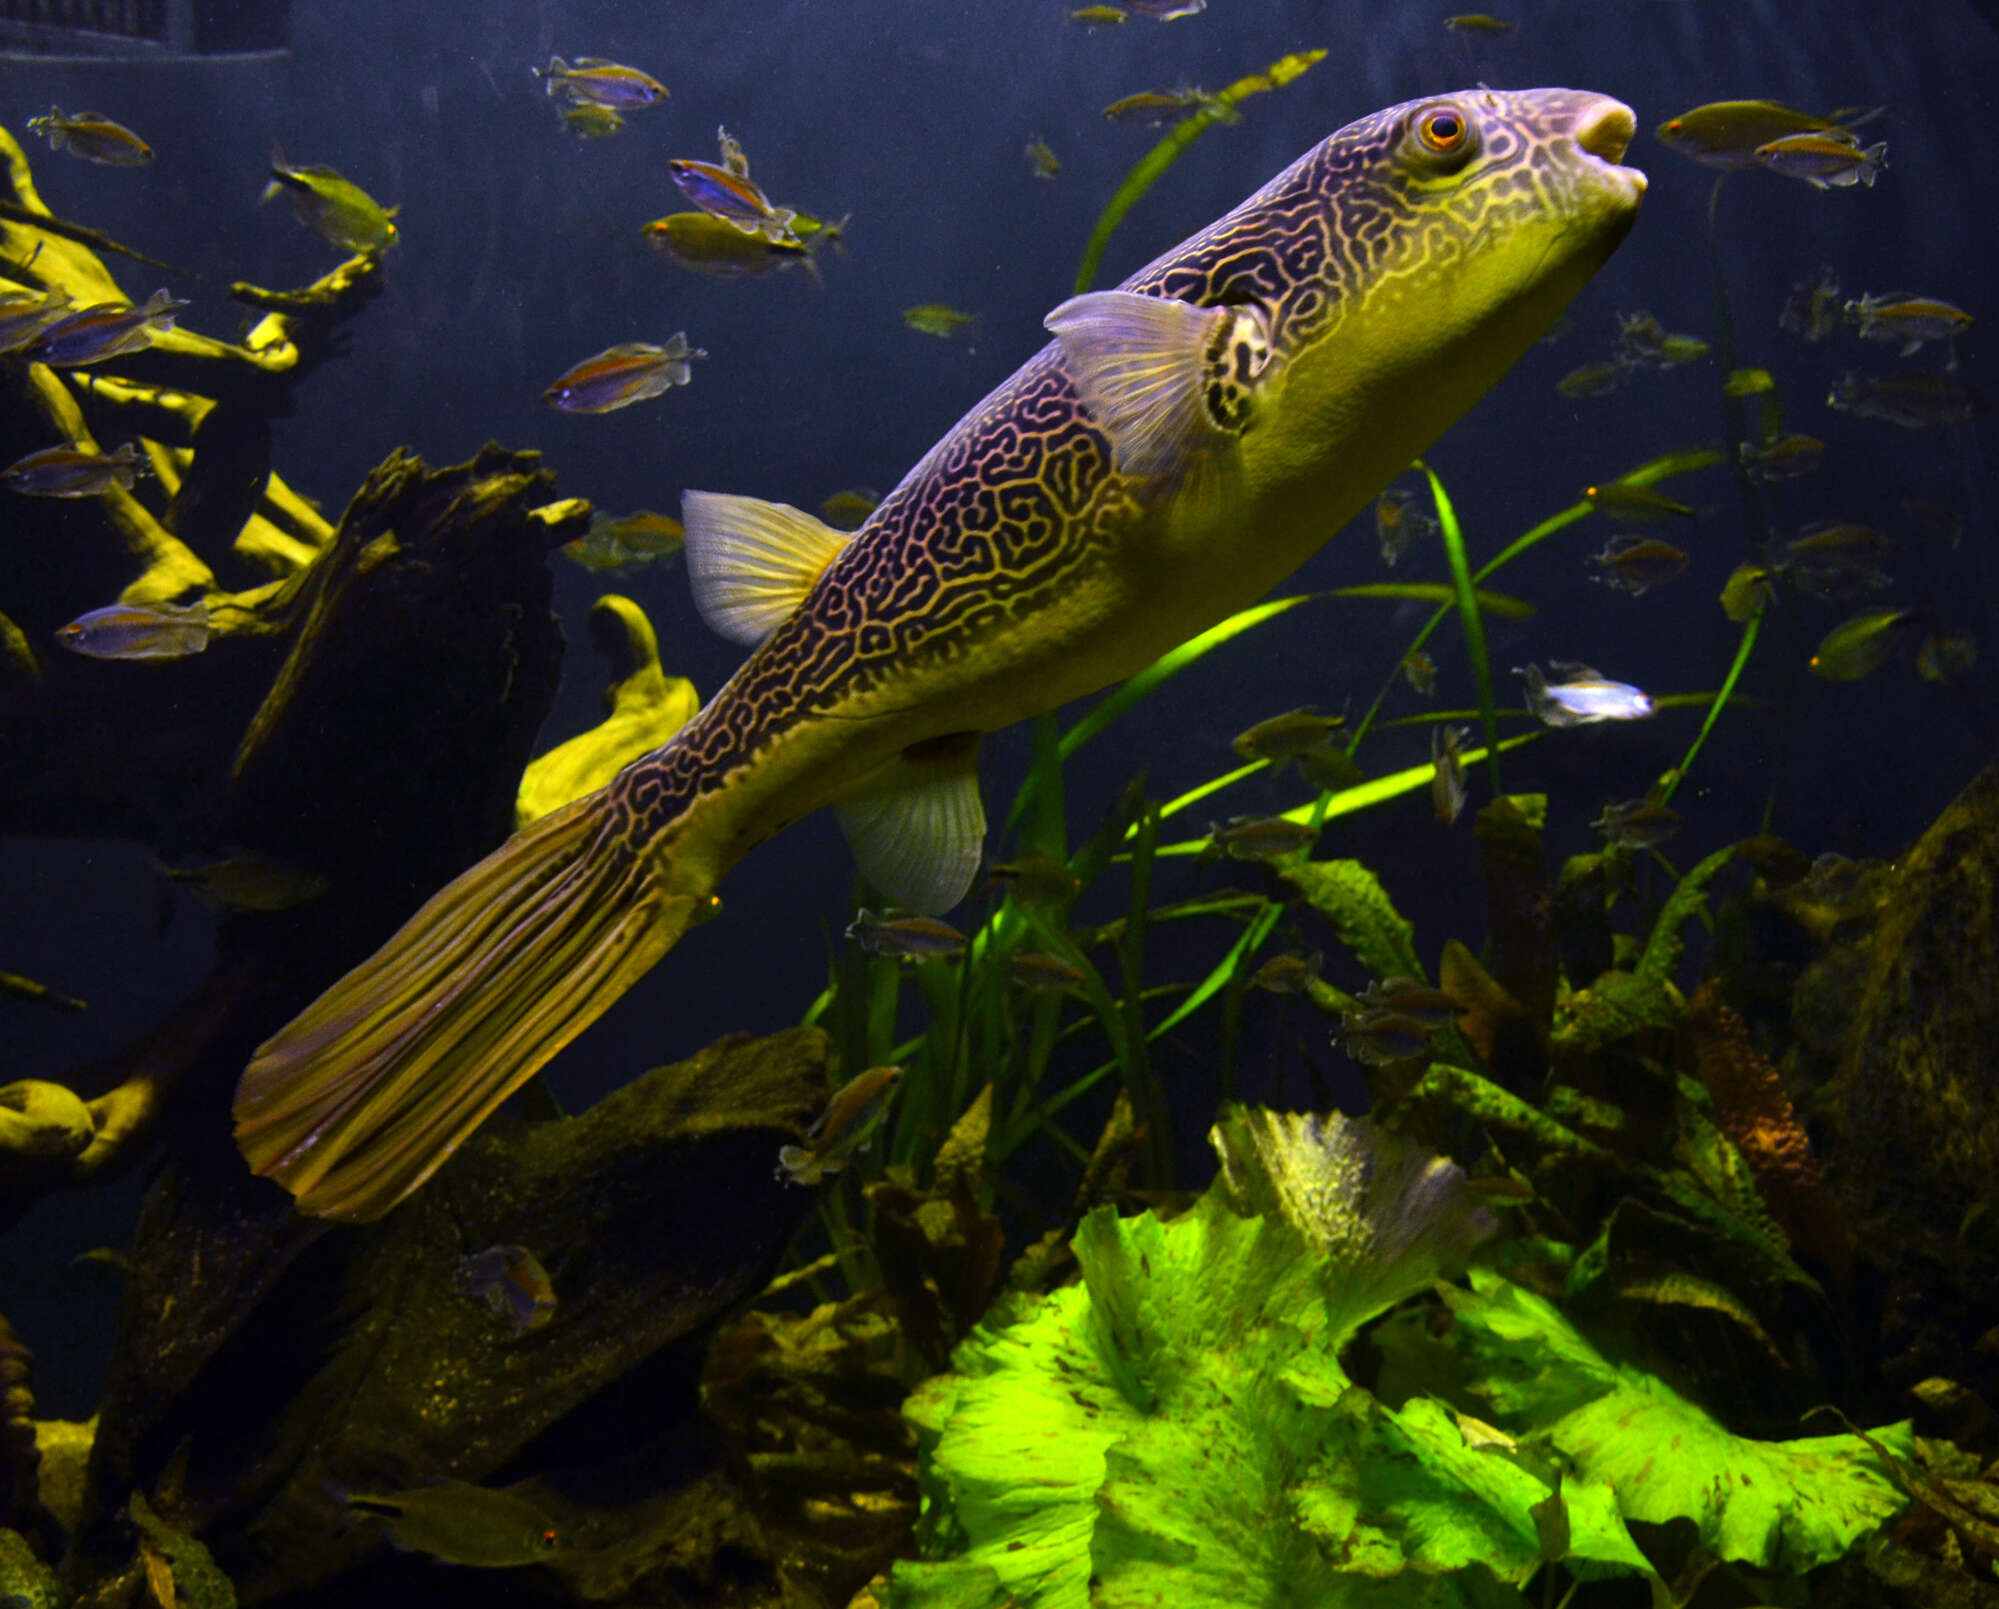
<box><xmin>1068</xmin><ymin>4</ymin><xmax>1128</xmax><ymax>22</ymax></box>
<box><xmin>1296</xmin><ymin>742</ymin><xmax>1365</xmax><ymax>793</ymax></box>
<box><xmin>561</xmin><ymin>509</ymin><xmax>685</xmax><ymax>573</ymax></box>
<box><xmin>454</xmin><ymin>1243</ymin><xmax>556</xmax><ymax>1335</ymax></box>
<box><xmin>1231</xmin><ymin>705</ymin><xmax>1346</xmax><ymax>766</ymax></box>
<box><xmin>1444</xmin><ymin>13</ymin><xmax>1511</xmax><ymax>32</ymax></box>
<box><xmin>1024</xmin><ymin>135</ymin><xmax>1061</xmax><ymax>181</ymax></box>
<box><xmin>1808</xmin><ymin>606</ymin><xmax>1922</xmax><ymax>681</ymax></box>
<box><xmin>1755</xmin><ymin>132</ymin><xmax>1886</xmax><ymax>189</ymax></box>
<box><xmin>846</xmin><ymin>909</ymin><xmax>966</xmax><ymax>959</ymax></box>
<box><xmin>56</xmin><ymin>601</ymin><xmax>203</xmax><ymax>666</ymax></box>
<box><xmin>532</xmin><ymin>55</ymin><xmax>667</xmax><ymax>110</ymax></box>
<box><xmin>1722</xmin><ymin>366</ymin><xmax>1776</xmax><ymax>397</ymax></box>
<box><xmin>1102</xmin><ymin>88</ymin><xmax>1213</xmax><ymax>128</ymax></box>
<box><xmin>1201</xmin><ymin>815</ymin><xmax>1319</xmax><ymax>862</ymax></box>
<box><xmin>559</xmin><ymin>102</ymin><xmax>625</xmax><ymax>139</ymax></box>
<box><xmin>542</xmin><ymin>337</ymin><xmax>705</xmax><ymax>413</ymax></box>
<box><xmin>1556</xmin><ymin>361</ymin><xmax>1624</xmax><ymax>398</ymax></box>
<box><xmin>26</xmin><ymin>106</ymin><xmax>151</xmax><ymax>166</ymax></box>
<box><xmin>344</xmin><ymin>1481</ymin><xmax>562</xmax><ymax>1567</ymax></box>
<box><xmin>262</xmin><ymin>144</ymin><xmax>398</xmax><ymax>254</ymax></box>
<box><xmin>902</xmin><ymin>303</ymin><xmax>978</xmax><ymax>340</ymax></box>
<box><xmin>1585</xmin><ymin>480</ymin><xmax>1695</xmax><ymax>521</ymax></box>
<box><xmin>1719</xmin><ymin>562</ymin><xmax>1774</xmax><ymax>623</ymax></box>
<box><xmin>818</xmin><ymin>487</ymin><xmax>881</xmax><ymax>530</ymax></box>
<box><xmin>778</xmin><ymin>1065</ymin><xmax>902</xmax><ymax>1185</ymax></box>
<box><xmin>1655</xmin><ymin>100</ymin><xmax>1874</xmax><ymax>170</ymax></box>
<box><xmin>642</xmin><ymin>210</ymin><xmax>837</xmax><ymax>280</ymax></box>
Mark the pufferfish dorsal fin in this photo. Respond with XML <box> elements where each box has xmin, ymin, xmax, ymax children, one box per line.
<box><xmin>832</xmin><ymin>732</ymin><xmax>985</xmax><ymax>915</ymax></box>
<box><xmin>682</xmin><ymin>489</ymin><xmax>851</xmax><ymax>646</ymax></box>
<box><xmin>1044</xmin><ymin>290</ymin><xmax>1270</xmax><ymax>483</ymax></box>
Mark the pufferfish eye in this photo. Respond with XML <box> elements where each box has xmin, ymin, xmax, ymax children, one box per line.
<box><xmin>1416</xmin><ymin>105</ymin><xmax>1474</xmax><ymax>156</ymax></box>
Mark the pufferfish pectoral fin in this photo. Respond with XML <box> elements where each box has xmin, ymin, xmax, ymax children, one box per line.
<box><xmin>682</xmin><ymin>489</ymin><xmax>851</xmax><ymax>646</ymax></box>
<box><xmin>1044</xmin><ymin>290</ymin><xmax>1270</xmax><ymax>484</ymax></box>
<box><xmin>832</xmin><ymin>732</ymin><xmax>985</xmax><ymax>915</ymax></box>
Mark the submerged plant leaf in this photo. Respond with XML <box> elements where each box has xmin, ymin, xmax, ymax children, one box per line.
<box><xmin>1442</xmin><ymin>1271</ymin><xmax>1910</xmax><ymax>1570</ymax></box>
<box><xmin>894</xmin><ymin>1113</ymin><xmax>1499</xmax><ymax>1608</ymax></box>
<box><xmin>1277</xmin><ymin>859</ymin><xmax>1423</xmax><ymax>982</ymax></box>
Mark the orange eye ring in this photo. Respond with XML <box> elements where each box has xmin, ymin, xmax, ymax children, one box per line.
<box><xmin>1418</xmin><ymin>107</ymin><xmax>1470</xmax><ymax>154</ymax></box>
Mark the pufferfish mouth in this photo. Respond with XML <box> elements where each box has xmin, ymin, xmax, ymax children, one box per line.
<box><xmin>1571</xmin><ymin>97</ymin><xmax>1647</xmax><ymax>195</ymax></box>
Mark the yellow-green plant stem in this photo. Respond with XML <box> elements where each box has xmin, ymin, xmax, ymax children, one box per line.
<box><xmin>1423</xmin><ymin>462</ymin><xmax>1502</xmax><ymax>793</ymax></box>
<box><xmin>1657</xmin><ymin>612</ymin><xmax>1762</xmax><ymax>807</ymax></box>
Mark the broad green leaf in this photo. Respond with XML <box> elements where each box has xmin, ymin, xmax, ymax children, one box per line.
<box><xmin>1276</xmin><ymin>859</ymin><xmax>1422</xmax><ymax>982</ymax></box>
<box><xmin>1443</xmin><ymin>1272</ymin><xmax>1910</xmax><ymax>1571</ymax></box>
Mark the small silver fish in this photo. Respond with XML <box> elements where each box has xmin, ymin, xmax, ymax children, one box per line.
<box><xmin>1201</xmin><ymin>815</ymin><xmax>1319</xmax><ymax>862</ymax></box>
<box><xmin>1755</xmin><ymin>132</ymin><xmax>1886</xmax><ymax>189</ymax></box>
<box><xmin>542</xmin><ymin>336</ymin><xmax>705</xmax><ymax>414</ymax></box>
<box><xmin>532</xmin><ymin>55</ymin><xmax>668</xmax><ymax>110</ymax></box>
<box><xmin>1374</xmin><ymin>485</ymin><xmax>1438</xmax><ymax>566</ymax></box>
<box><xmin>26</xmin><ymin>106</ymin><xmax>151</xmax><ymax>166</ymax></box>
<box><xmin>1591</xmin><ymin>798</ymin><xmax>1682</xmax><ymax>850</ymax></box>
<box><xmin>845</xmin><ymin>909</ymin><xmax>966</xmax><ymax>960</ymax></box>
<box><xmin>55</xmin><ymin>599</ymin><xmax>209</xmax><ymax>661</ymax></box>
<box><xmin>454</xmin><ymin>1244</ymin><xmax>556</xmax><ymax>1336</ymax></box>
<box><xmin>1430</xmin><ymin>723</ymin><xmax>1469</xmax><ymax>825</ymax></box>
<box><xmin>777</xmin><ymin>1065</ymin><xmax>902</xmax><ymax>1185</ymax></box>
<box><xmin>5</xmin><ymin>440</ymin><xmax>146</xmax><ymax>498</ymax></box>
<box><xmin>25</xmin><ymin>289</ymin><xmax>185</xmax><ymax>366</ymax></box>
<box><xmin>1515</xmin><ymin>662</ymin><xmax>1655</xmax><ymax>727</ymax></box>
<box><xmin>1844</xmin><ymin>292</ymin><xmax>1973</xmax><ymax>358</ymax></box>
<box><xmin>1779</xmin><ymin>265</ymin><xmax>1842</xmax><ymax>343</ymax></box>
<box><xmin>1737</xmin><ymin>433</ymin><xmax>1825</xmax><ymax>483</ymax></box>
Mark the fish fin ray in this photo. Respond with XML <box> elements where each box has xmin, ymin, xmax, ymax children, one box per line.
<box><xmin>682</xmin><ymin>490</ymin><xmax>849</xmax><ymax>646</ymax></box>
<box><xmin>234</xmin><ymin>791</ymin><xmax>710</xmax><ymax>1221</ymax></box>
<box><xmin>832</xmin><ymin>735</ymin><xmax>985</xmax><ymax>915</ymax></box>
<box><xmin>1044</xmin><ymin>290</ymin><xmax>1264</xmax><ymax>485</ymax></box>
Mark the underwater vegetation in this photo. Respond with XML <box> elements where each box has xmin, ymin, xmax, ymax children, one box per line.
<box><xmin>2</xmin><ymin>12</ymin><xmax>1997</xmax><ymax>1609</ymax></box>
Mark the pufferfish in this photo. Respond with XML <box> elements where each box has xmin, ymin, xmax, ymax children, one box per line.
<box><xmin>236</xmin><ymin>87</ymin><xmax>1646</xmax><ymax>1221</ymax></box>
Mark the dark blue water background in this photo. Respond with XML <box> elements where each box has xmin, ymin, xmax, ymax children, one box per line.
<box><xmin>4</xmin><ymin>0</ymin><xmax>1996</xmax><ymax>1412</ymax></box>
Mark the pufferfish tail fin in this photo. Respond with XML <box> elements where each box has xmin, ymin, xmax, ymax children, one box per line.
<box><xmin>233</xmin><ymin>788</ymin><xmax>713</xmax><ymax>1222</ymax></box>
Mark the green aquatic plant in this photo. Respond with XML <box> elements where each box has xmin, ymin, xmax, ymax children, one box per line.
<box><xmin>1423</xmin><ymin>461</ymin><xmax>1503</xmax><ymax>792</ymax></box>
<box><xmin>887</xmin><ymin>1108</ymin><xmax>1907</xmax><ymax>1607</ymax></box>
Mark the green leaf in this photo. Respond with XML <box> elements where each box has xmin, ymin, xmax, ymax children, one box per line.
<box><xmin>1443</xmin><ymin>1273</ymin><xmax>1911</xmax><ymax>1571</ymax></box>
<box><xmin>1276</xmin><ymin>859</ymin><xmax>1423</xmax><ymax>982</ymax></box>
<box><xmin>1424</xmin><ymin>464</ymin><xmax>1502</xmax><ymax>793</ymax></box>
<box><xmin>1406</xmin><ymin>1065</ymin><xmax>1611</xmax><ymax>1163</ymax></box>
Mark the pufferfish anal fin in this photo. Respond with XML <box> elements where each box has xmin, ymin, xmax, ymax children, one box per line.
<box><xmin>832</xmin><ymin>732</ymin><xmax>985</xmax><ymax>916</ymax></box>
<box><xmin>1044</xmin><ymin>290</ymin><xmax>1270</xmax><ymax>484</ymax></box>
<box><xmin>682</xmin><ymin>489</ymin><xmax>851</xmax><ymax>646</ymax></box>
